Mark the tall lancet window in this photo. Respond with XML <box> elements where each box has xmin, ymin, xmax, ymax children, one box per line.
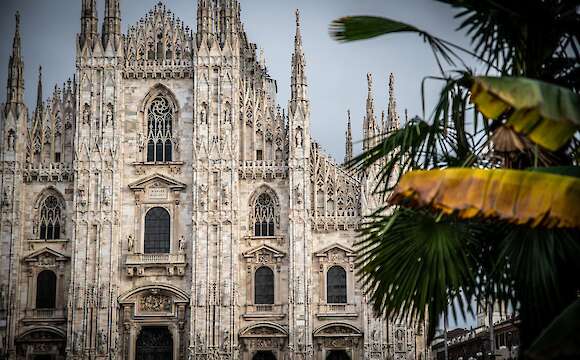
<box><xmin>254</xmin><ymin>193</ymin><xmax>275</xmax><ymax>237</ymax></box>
<box><xmin>254</xmin><ymin>266</ymin><xmax>275</xmax><ymax>304</ymax></box>
<box><xmin>144</xmin><ymin>207</ymin><xmax>171</xmax><ymax>254</ymax></box>
<box><xmin>327</xmin><ymin>266</ymin><xmax>347</xmax><ymax>304</ymax></box>
<box><xmin>38</xmin><ymin>195</ymin><xmax>63</xmax><ymax>240</ymax></box>
<box><xmin>146</xmin><ymin>96</ymin><xmax>174</xmax><ymax>163</ymax></box>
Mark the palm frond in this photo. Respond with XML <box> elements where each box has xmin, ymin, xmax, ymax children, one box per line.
<box><xmin>356</xmin><ymin>208</ymin><xmax>483</xmax><ymax>341</ymax></box>
<box><xmin>389</xmin><ymin>168</ymin><xmax>580</xmax><ymax>228</ymax></box>
<box><xmin>470</xmin><ymin>76</ymin><xmax>580</xmax><ymax>151</ymax></box>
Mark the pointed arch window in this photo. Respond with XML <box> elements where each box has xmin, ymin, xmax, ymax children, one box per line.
<box><xmin>327</xmin><ymin>266</ymin><xmax>347</xmax><ymax>304</ymax></box>
<box><xmin>254</xmin><ymin>266</ymin><xmax>274</xmax><ymax>304</ymax></box>
<box><xmin>254</xmin><ymin>193</ymin><xmax>275</xmax><ymax>237</ymax></box>
<box><xmin>144</xmin><ymin>207</ymin><xmax>171</xmax><ymax>254</ymax></box>
<box><xmin>146</xmin><ymin>96</ymin><xmax>174</xmax><ymax>163</ymax></box>
<box><xmin>38</xmin><ymin>195</ymin><xmax>63</xmax><ymax>240</ymax></box>
<box><xmin>36</xmin><ymin>270</ymin><xmax>57</xmax><ymax>309</ymax></box>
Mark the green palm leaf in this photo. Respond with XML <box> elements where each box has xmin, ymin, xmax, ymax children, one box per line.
<box><xmin>356</xmin><ymin>208</ymin><xmax>482</xmax><ymax>340</ymax></box>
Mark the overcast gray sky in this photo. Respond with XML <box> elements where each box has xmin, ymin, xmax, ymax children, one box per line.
<box><xmin>1</xmin><ymin>0</ymin><xmax>477</xmax><ymax>328</ymax></box>
<box><xmin>0</xmin><ymin>0</ymin><xmax>476</xmax><ymax>161</ymax></box>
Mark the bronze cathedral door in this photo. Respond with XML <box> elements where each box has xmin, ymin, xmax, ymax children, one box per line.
<box><xmin>136</xmin><ymin>326</ymin><xmax>173</xmax><ymax>360</ymax></box>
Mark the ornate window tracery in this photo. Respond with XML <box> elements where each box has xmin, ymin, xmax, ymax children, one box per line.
<box><xmin>38</xmin><ymin>194</ymin><xmax>64</xmax><ymax>240</ymax></box>
<box><xmin>254</xmin><ymin>266</ymin><xmax>275</xmax><ymax>305</ymax></box>
<box><xmin>254</xmin><ymin>193</ymin><xmax>275</xmax><ymax>237</ymax></box>
<box><xmin>36</xmin><ymin>270</ymin><xmax>57</xmax><ymax>309</ymax></box>
<box><xmin>327</xmin><ymin>266</ymin><xmax>347</xmax><ymax>304</ymax></box>
<box><xmin>146</xmin><ymin>96</ymin><xmax>174</xmax><ymax>163</ymax></box>
<box><xmin>144</xmin><ymin>207</ymin><xmax>171</xmax><ymax>254</ymax></box>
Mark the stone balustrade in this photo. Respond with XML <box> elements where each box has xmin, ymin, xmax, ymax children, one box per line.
<box><xmin>242</xmin><ymin>304</ymin><xmax>286</xmax><ymax>320</ymax></box>
<box><xmin>125</xmin><ymin>253</ymin><xmax>187</xmax><ymax>277</ymax></box>
<box><xmin>22</xmin><ymin>308</ymin><xmax>66</xmax><ymax>323</ymax></box>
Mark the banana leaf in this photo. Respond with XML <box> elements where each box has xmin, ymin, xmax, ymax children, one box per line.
<box><xmin>390</xmin><ymin>168</ymin><xmax>580</xmax><ymax>228</ymax></box>
<box><xmin>526</xmin><ymin>299</ymin><xmax>580</xmax><ymax>360</ymax></box>
<box><xmin>470</xmin><ymin>76</ymin><xmax>580</xmax><ymax>151</ymax></box>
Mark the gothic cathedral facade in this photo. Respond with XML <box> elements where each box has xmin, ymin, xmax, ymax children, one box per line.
<box><xmin>0</xmin><ymin>1</ymin><xmax>427</xmax><ymax>359</ymax></box>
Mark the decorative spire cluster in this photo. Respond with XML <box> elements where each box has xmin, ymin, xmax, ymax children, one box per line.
<box><xmin>80</xmin><ymin>0</ymin><xmax>98</xmax><ymax>48</ymax></box>
<box><xmin>290</xmin><ymin>9</ymin><xmax>308</xmax><ymax>113</ymax></box>
<box><xmin>6</xmin><ymin>11</ymin><xmax>24</xmax><ymax>106</ymax></box>
<box><xmin>196</xmin><ymin>0</ymin><xmax>242</xmax><ymax>48</ymax></box>
<box><xmin>102</xmin><ymin>0</ymin><xmax>121</xmax><ymax>49</ymax></box>
<box><xmin>348</xmin><ymin>72</ymin><xmax>402</xmax><ymax>162</ymax></box>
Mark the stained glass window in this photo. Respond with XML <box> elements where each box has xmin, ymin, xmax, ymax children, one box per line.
<box><xmin>254</xmin><ymin>193</ymin><xmax>275</xmax><ymax>237</ymax></box>
<box><xmin>39</xmin><ymin>195</ymin><xmax>63</xmax><ymax>240</ymax></box>
<box><xmin>146</xmin><ymin>96</ymin><xmax>173</xmax><ymax>162</ymax></box>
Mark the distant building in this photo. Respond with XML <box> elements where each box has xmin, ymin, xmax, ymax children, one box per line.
<box><xmin>430</xmin><ymin>315</ymin><xmax>520</xmax><ymax>360</ymax></box>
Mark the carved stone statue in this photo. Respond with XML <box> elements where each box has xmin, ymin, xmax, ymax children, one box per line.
<box><xmin>105</xmin><ymin>104</ymin><xmax>114</xmax><ymax>126</ymax></box>
<box><xmin>295</xmin><ymin>127</ymin><xmax>303</xmax><ymax>147</ymax></box>
<box><xmin>127</xmin><ymin>235</ymin><xmax>135</xmax><ymax>253</ymax></box>
<box><xmin>82</xmin><ymin>104</ymin><xmax>90</xmax><ymax>125</ymax></box>
<box><xmin>178</xmin><ymin>235</ymin><xmax>185</xmax><ymax>253</ymax></box>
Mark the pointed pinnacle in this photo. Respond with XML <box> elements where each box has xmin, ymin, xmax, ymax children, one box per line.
<box><xmin>36</xmin><ymin>66</ymin><xmax>43</xmax><ymax>108</ymax></box>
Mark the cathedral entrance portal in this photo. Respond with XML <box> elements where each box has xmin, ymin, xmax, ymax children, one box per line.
<box><xmin>135</xmin><ymin>326</ymin><xmax>173</xmax><ymax>360</ymax></box>
<box><xmin>326</xmin><ymin>350</ymin><xmax>350</xmax><ymax>360</ymax></box>
<box><xmin>253</xmin><ymin>351</ymin><xmax>276</xmax><ymax>360</ymax></box>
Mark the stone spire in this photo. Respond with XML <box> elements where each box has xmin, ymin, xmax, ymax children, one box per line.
<box><xmin>363</xmin><ymin>73</ymin><xmax>376</xmax><ymax>151</ymax></box>
<box><xmin>80</xmin><ymin>0</ymin><xmax>98</xmax><ymax>48</ymax></box>
<box><xmin>6</xmin><ymin>12</ymin><xmax>24</xmax><ymax>105</ymax></box>
<box><xmin>387</xmin><ymin>72</ymin><xmax>400</xmax><ymax>132</ymax></box>
<box><xmin>32</xmin><ymin>66</ymin><xmax>43</xmax><ymax>123</ymax></box>
<box><xmin>290</xmin><ymin>9</ymin><xmax>308</xmax><ymax>113</ymax></box>
<box><xmin>102</xmin><ymin>0</ymin><xmax>121</xmax><ymax>49</ymax></box>
<box><xmin>344</xmin><ymin>110</ymin><xmax>353</xmax><ymax>164</ymax></box>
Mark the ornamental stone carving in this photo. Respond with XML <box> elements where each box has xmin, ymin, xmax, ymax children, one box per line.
<box><xmin>139</xmin><ymin>294</ymin><xmax>172</xmax><ymax>313</ymax></box>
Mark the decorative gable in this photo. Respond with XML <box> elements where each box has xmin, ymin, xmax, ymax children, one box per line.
<box><xmin>243</xmin><ymin>244</ymin><xmax>285</xmax><ymax>266</ymax></box>
<box><xmin>315</xmin><ymin>244</ymin><xmax>356</xmax><ymax>271</ymax></box>
<box><xmin>23</xmin><ymin>247</ymin><xmax>69</xmax><ymax>267</ymax></box>
<box><xmin>128</xmin><ymin>173</ymin><xmax>186</xmax><ymax>204</ymax></box>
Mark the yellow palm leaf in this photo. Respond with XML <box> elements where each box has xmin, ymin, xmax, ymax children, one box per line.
<box><xmin>470</xmin><ymin>77</ymin><xmax>580</xmax><ymax>151</ymax></box>
<box><xmin>390</xmin><ymin>168</ymin><xmax>580</xmax><ymax>228</ymax></box>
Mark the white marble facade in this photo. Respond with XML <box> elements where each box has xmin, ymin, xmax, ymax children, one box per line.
<box><xmin>0</xmin><ymin>1</ymin><xmax>427</xmax><ymax>359</ymax></box>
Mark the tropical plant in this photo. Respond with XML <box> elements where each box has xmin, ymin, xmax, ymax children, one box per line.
<box><xmin>330</xmin><ymin>0</ymin><xmax>580</xmax><ymax>357</ymax></box>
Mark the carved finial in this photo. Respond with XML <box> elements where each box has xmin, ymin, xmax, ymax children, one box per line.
<box><xmin>367</xmin><ymin>73</ymin><xmax>373</xmax><ymax>93</ymax></box>
<box><xmin>389</xmin><ymin>72</ymin><xmax>395</xmax><ymax>97</ymax></box>
<box><xmin>15</xmin><ymin>11</ymin><xmax>20</xmax><ymax>29</ymax></box>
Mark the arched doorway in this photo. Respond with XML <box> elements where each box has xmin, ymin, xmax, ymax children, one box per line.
<box><xmin>326</xmin><ymin>350</ymin><xmax>350</xmax><ymax>360</ymax></box>
<box><xmin>253</xmin><ymin>351</ymin><xmax>276</xmax><ymax>360</ymax></box>
<box><xmin>136</xmin><ymin>326</ymin><xmax>173</xmax><ymax>360</ymax></box>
